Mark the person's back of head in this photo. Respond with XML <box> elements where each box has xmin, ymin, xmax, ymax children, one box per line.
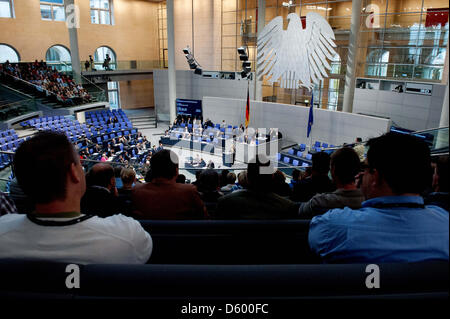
<box><xmin>292</xmin><ymin>169</ymin><xmax>301</xmax><ymax>182</ymax></box>
<box><xmin>247</xmin><ymin>154</ymin><xmax>275</xmax><ymax>191</ymax></box>
<box><xmin>120</xmin><ymin>168</ymin><xmax>136</xmax><ymax>187</ymax></box>
<box><xmin>114</xmin><ymin>166</ymin><xmax>123</xmax><ymax>179</ymax></box>
<box><xmin>150</xmin><ymin>149</ymin><xmax>178</xmax><ymax>181</ymax></box>
<box><xmin>312</xmin><ymin>152</ymin><xmax>331</xmax><ymax>176</ymax></box>
<box><xmin>330</xmin><ymin>147</ymin><xmax>361</xmax><ymax>186</ymax></box>
<box><xmin>220</xmin><ymin>169</ymin><xmax>230</xmax><ymax>187</ymax></box>
<box><xmin>364</xmin><ymin>132</ymin><xmax>432</xmax><ymax>197</ymax></box>
<box><xmin>272</xmin><ymin>170</ymin><xmax>286</xmax><ymax>185</ymax></box>
<box><xmin>13</xmin><ymin>131</ymin><xmax>84</xmax><ymax>205</ymax></box>
<box><xmin>356</xmin><ymin>137</ymin><xmax>363</xmax><ymax>143</ymax></box>
<box><xmin>176</xmin><ymin>174</ymin><xmax>186</xmax><ymax>184</ymax></box>
<box><xmin>226</xmin><ymin>172</ymin><xmax>236</xmax><ymax>185</ymax></box>
<box><xmin>198</xmin><ymin>169</ymin><xmax>219</xmax><ymax>192</ymax></box>
<box><xmin>88</xmin><ymin>163</ymin><xmax>115</xmax><ymax>189</ymax></box>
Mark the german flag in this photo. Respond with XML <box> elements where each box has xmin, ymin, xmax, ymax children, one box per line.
<box><xmin>245</xmin><ymin>85</ymin><xmax>250</xmax><ymax>128</ymax></box>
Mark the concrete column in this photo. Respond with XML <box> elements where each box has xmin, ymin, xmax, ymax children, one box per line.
<box><xmin>342</xmin><ymin>0</ymin><xmax>362</xmax><ymax>113</ymax></box>
<box><xmin>167</xmin><ymin>0</ymin><xmax>177</xmax><ymax>124</ymax></box>
<box><xmin>64</xmin><ymin>0</ymin><xmax>81</xmax><ymax>81</ymax></box>
<box><xmin>253</xmin><ymin>0</ymin><xmax>265</xmax><ymax>101</ymax></box>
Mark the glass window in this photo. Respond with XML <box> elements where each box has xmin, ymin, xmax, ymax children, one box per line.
<box><xmin>90</xmin><ymin>0</ymin><xmax>113</xmax><ymax>25</ymax></box>
<box><xmin>108</xmin><ymin>81</ymin><xmax>119</xmax><ymax>109</ymax></box>
<box><xmin>90</xmin><ymin>9</ymin><xmax>99</xmax><ymax>24</ymax></box>
<box><xmin>40</xmin><ymin>1</ymin><xmax>65</xmax><ymax>22</ymax></box>
<box><xmin>53</xmin><ymin>5</ymin><xmax>65</xmax><ymax>21</ymax></box>
<box><xmin>94</xmin><ymin>46</ymin><xmax>116</xmax><ymax>70</ymax></box>
<box><xmin>0</xmin><ymin>44</ymin><xmax>20</xmax><ymax>63</ymax></box>
<box><xmin>0</xmin><ymin>0</ymin><xmax>13</xmax><ymax>18</ymax></box>
<box><xmin>40</xmin><ymin>4</ymin><xmax>52</xmax><ymax>20</ymax></box>
<box><xmin>100</xmin><ymin>10</ymin><xmax>110</xmax><ymax>25</ymax></box>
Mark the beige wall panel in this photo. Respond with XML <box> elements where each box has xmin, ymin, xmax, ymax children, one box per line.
<box><xmin>119</xmin><ymin>79</ymin><xmax>154</xmax><ymax>109</ymax></box>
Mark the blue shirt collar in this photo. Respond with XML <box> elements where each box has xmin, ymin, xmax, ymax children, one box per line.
<box><xmin>362</xmin><ymin>195</ymin><xmax>424</xmax><ymax>208</ymax></box>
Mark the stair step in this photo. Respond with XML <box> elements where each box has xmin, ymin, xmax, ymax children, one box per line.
<box><xmin>134</xmin><ymin>125</ymin><xmax>157</xmax><ymax>129</ymax></box>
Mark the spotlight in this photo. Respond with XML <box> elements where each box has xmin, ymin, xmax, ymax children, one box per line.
<box><xmin>237</xmin><ymin>46</ymin><xmax>251</xmax><ymax>80</ymax></box>
<box><xmin>183</xmin><ymin>47</ymin><xmax>191</xmax><ymax>55</ymax></box>
<box><xmin>237</xmin><ymin>46</ymin><xmax>247</xmax><ymax>55</ymax></box>
<box><xmin>282</xmin><ymin>1</ymin><xmax>293</xmax><ymax>8</ymax></box>
<box><xmin>182</xmin><ymin>45</ymin><xmax>202</xmax><ymax>75</ymax></box>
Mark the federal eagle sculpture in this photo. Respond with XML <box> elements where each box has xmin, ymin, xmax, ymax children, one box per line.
<box><xmin>257</xmin><ymin>12</ymin><xmax>339</xmax><ymax>90</ymax></box>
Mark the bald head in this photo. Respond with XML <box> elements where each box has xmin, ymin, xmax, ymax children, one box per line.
<box><xmin>86</xmin><ymin>163</ymin><xmax>115</xmax><ymax>190</ymax></box>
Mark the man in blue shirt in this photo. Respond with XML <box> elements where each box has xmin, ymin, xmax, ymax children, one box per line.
<box><xmin>309</xmin><ymin>132</ymin><xmax>449</xmax><ymax>263</ymax></box>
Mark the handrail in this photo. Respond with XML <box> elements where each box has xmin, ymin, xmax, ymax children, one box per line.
<box><xmin>0</xmin><ymin>99</ymin><xmax>34</xmax><ymax>109</ymax></box>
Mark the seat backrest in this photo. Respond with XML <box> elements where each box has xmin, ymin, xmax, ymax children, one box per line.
<box><xmin>292</xmin><ymin>159</ymin><xmax>299</xmax><ymax>166</ymax></box>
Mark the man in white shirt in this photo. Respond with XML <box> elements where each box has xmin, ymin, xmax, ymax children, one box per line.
<box><xmin>0</xmin><ymin>131</ymin><xmax>152</xmax><ymax>264</ymax></box>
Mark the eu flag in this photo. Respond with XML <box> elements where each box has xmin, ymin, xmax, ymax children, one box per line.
<box><xmin>307</xmin><ymin>92</ymin><xmax>314</xmax><ymax>138</ymax></box>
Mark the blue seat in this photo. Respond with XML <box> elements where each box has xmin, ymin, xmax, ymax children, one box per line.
<box><xmin>322</xmin><ymin>143</ymin><xmax>328</xmax><ymax>148</ymax></box>
<box><xmin>131</xmin><ymin>129</ymin><xmax>137</xmax><ymax>134</ymax></box>
<box><xmin>103</xmin><ymin>135</ymin><xmax>109</xmax><ymax>141</ymax></box>
<box><xmin>292</xmin><ymin>160</ymin><xmax>299</xmax><ymax>166</ymax></box>
<box><xmin>297</xmin><ymin>151</ymin><xmax>303</xmax><ymax>157</ymax></box>
<box><xmin>306</xmin><ymin>153</ymin><xmax>312</xmax><ymax>161</ymax></box>
<box><xmin>314</xmin><ymin>141</ymin><xmax>321</xmax><ymax>148</ymax></box>
<box><xmin>300</xmin><ymin>144</ymin><xmax>306</xmax><ymax>151</ymax></box>
<box><xmin>315</xmin><ymin>147</ymin><xmax>322</xmax><ymax>152</ymax></box>
<box><xmin>110</xmin><ymin>133</ymin><xmax>116</xmax><ymax>139</ymax></box>
<box><xmin>302</xmin><ymin>162</ymin><xmax>309</xmax><ymax>167</ymax></box>
<box><xmin>283</xmin><ymin>157</ymin><xmax>290</xmax><ymax>164</ymax></box>
<box><xmin>277</xmin><ymin>153</ymin><xmax>281</xmax><ymax>161</ymax></box>
<box><xmin>288</xmin><ymin>149</ymin><xmax>294</xmax><ymax>155</ymax></box>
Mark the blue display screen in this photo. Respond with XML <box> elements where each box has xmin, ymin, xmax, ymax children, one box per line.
<box><xmin>176</xmin><ymin>99</ymin><xmax>202</xmax><ymax>117</ymax></box>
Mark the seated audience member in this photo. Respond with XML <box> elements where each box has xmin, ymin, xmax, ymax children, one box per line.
<box><xmin>309</xmin><ymin>132</ymin><xmax>449</xmax><ymax>263</ymax></box>
<box><xmin>215</xmin><ymin>155</ymin><xmax>298</xmax><ymax>219</ymax></box>
<box><xmin>298</xmin><ymin>147</ymin><xmax>364</xmax><ymax>219</ymax></box>
<box><xmin>132</xmin><ymin>150</ymin><xmax>207</xmax><ymax>219</ymax></box>
<box><xmin>290</xmin><ymin>152</ymin><xmax>335</xmax><ymax>202</ymax></box>
<box><xmin>0</xmin><ymin>192</ymin><xmax>17</xmax><ymax>216</ymax></box>
<box><xmin>197</xmin><ymin>169</ymin><xmax>224</xmax><ymax>217</ymax></box>
<box><xmin>81</xmin><ymin>163</ymin><xmax>121</xmax><ymax>217</ymax></box>
<box><xmin>219</xmin><ymin>169</ymin><xmax>230</xmax><ymax>188</ymax></box>
<box><xmin>114</xmin><ymin>166</ymin><xmax>123</xmax><ymax>189</ymax></box>
<box><xmin>117</xmin><ymin>168</ymin><xmax>136</xmax><ymax>216</ymax></box>
<box><xmin>220</xmin><ymin>172</ymin><xmax>236</xmax><ymax>192</ymax></box>
<box><xmin>353</xmin><ymin>137</ymin><xmax>365</xmax><ymax>162</ymax></box>
<box><xmin>272</xmin><ymin>170</ymin><xmax>292</xmax><ymax>197</ymax></box>
<box><xmin>230</xmin><ymin>171</ymin><xmax>248</xmax><ymax>192</ymax></box>
<box><xmin>176</xmin><ymin>174</ymin><xmax>186</xmax><ymax>184</ymax></box>
<box><xmin>0</xmin><ymin>131</ymin><xmax>152</xmax><ymax>264</ymax></box>
<box><xmin>424</xmin><ymin>155</ymin><xmax>449</xmax><ymax>211</ymax></box>
<box><xmin>289</xmin><ymin>169</ymin><xmax>301</xmax><ymax>189</ymax></box>
<box><xmin>191</xmin><ymin>170</ymin><xmax>202</xmax><ymax>187</ymax></box>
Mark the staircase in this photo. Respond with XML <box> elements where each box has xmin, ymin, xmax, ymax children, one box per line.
<box><xmin>128</xmin><ymin>115</ymin><xmax>157</xmax><ymax>129</ymax></box>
